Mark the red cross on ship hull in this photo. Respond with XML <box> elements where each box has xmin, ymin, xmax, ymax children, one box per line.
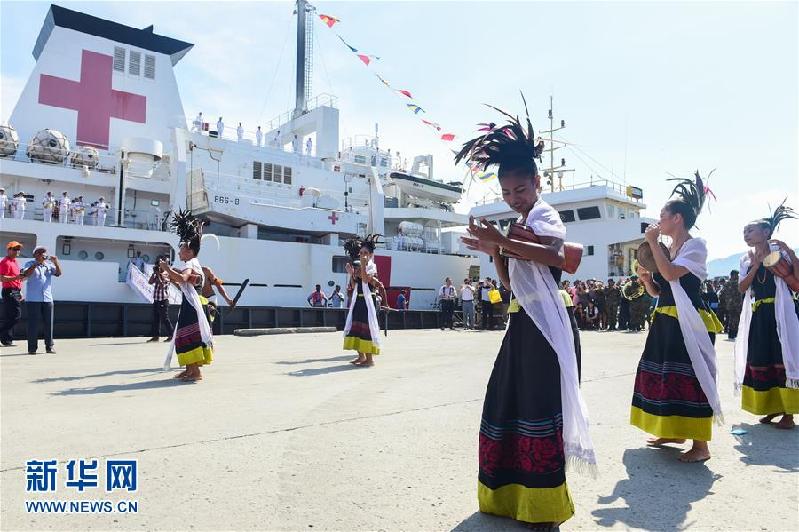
<box><xmin>38</xmin><ymin>50</ymin><xmax>146</xmax><ymax>149</ymax></box>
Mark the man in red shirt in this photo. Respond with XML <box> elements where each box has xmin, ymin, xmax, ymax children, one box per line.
<box><xmin>0</xmin><ymin>241</ymin><xmax>24</xmax><ymax>346</ymax></box>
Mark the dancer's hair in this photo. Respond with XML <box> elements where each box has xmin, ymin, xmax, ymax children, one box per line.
<box><xmin>169</xmin><ymin>209</ymin><xmax>204</xmax><ymax>256</ymax></box>
<box><xmin>454</xmin><ymin>92</ymin><xmax>545</xmax><ymax>179</ymax></box>
<box><xmin>748</xmin><ymin>199</ymin><xmax>796</xmax><ymax>237</ymax></box>
<box><xmin>664</xmin><ymin>170</ymin><xmax>710</xmax><ymax>230</ymax></box>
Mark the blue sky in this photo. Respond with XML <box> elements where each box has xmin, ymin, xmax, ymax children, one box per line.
<box><xmin>2</xmin><ymin>1</ymin><xmax>797</xmax><ymax>259</ymax></box>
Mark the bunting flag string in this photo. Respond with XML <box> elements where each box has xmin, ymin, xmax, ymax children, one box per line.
<box><xmin>318</xmin><ymin>12</ymin><xmax>458</xmax><ymax>145</ymax></box>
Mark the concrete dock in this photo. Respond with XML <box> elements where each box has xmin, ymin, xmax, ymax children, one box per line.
<box><xmin>1</xmin><ymin>329</ymin><xmax>797</xmax><ymax>531</ymax></box>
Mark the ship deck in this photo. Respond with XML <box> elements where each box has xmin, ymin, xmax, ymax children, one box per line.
<box><xmin>1</xmin><ymin>330</ymin><xmax>796</xmax><ymax>530</ymax></box>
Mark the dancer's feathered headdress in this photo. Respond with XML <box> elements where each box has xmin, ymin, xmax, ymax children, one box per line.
<box><xmin>169</xmin><ymin>208</ymin><xmax>204</xmax><ymax>255</ymax></box>
<box><xmin>665</xmin><ymin>170</ymin><xmax>712</xmax><ymax>229</ymax></box>
<box><xmin>750</xmin><ymin>198</ymin><xmax>797</xmax><ymax>235</ymax></box>
<box><xmin>343</xmin><ymin>234</ymin><xmax>382</xmax><ymax>261</ymax></box>
<box><xmin>454</xmin><ymin>92</ymin><xmax>545</xmax><ymax>176</ymax></box>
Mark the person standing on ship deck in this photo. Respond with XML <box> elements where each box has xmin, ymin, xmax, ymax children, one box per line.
<box><xmin>255</xmin><ymin>126</ymin><xmax>263</xmax><ymax>147</ymax></box>
<box><xmin>0</xmin><ymin>187</ymin><xmax>7</xmax><ymax>219</ymax></box>
<box><xmin>216</xmin><ymin>117</ymin><xmax>224</xmax><ymax>138</ymax></box>
<box><xmin>42</xmin><ymin>192</ymin><xmax>55</xmax><ymax>223</ymax></box>
<box><xmin>58</xmin><ymin>192</ymin><xmax>71</xmax><ymax>224</ymax></box>
<box><xmin>237</xmin><ymin>123</ymin><xmax>244</xmax><ymax>142</ymax></box>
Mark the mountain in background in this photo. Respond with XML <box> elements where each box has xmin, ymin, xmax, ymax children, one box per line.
<box><xmin>708</xmin><ymin>248</ymin><xmax>799</xmax><ymax>278</ymax></box>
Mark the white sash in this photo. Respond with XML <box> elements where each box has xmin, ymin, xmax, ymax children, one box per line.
<box><xmin>509</xmin><ymin>200</ymin><xmax>596</xmax><ymax>474</ymax></box>
<box><xmin>668</xmin><ymin>238</ymin><xmax>723</xmax><ymax>423</ymax></box>
<box><xmin>163</xmin><ymin>258</ymin><xmax>213</xmax><ymax>370</ymax></box>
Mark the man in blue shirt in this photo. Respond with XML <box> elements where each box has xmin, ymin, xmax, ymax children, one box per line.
<box><xmin>20</xmin><ymin>247</ymin><xmax>62</xmax><ymax>354</ymax></box>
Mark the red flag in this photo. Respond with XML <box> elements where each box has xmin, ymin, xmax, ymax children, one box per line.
<box><xmin>440</xmin><ymin>133</ymin><xmax>456</xmax><ymax>141</ymax></box>
<box><xmin>422</xmin><ymin>119</ymin><xmax>441</xmax><ymax>131</ymax></box>
<box><xmin>357</xmin><ymin>54</ymin><xmax>371</xmax><ymax>66</ymax></box>
<box><xmin>397</xmin><ymin>89</ymin><xmax>413</xmax><ymax>99</ymax></box>
<box><xmin>319</xmin><ymin>14</ymin><xmax>340</xmax><ymax>28</ymax></box>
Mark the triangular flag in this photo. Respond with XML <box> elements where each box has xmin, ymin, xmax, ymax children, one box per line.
<box><xmin>357</xmin><ymin>54</ymin><xmax>372</xmax><ymax>66</ymax></box>
<box><xmin>440</xmin><ymin>133</ymin><xmax>456</xmax><ymax>141</ymax></box>
<box><xmin>397</xmin><ymin>89</ymin><xmax>413</xmax><ymax>99</ymax></box>
<box><xmin>375</xmin><ymin>74</ymin><xmax>391</xmax><ymax>88</ymax></box>
<box><xmin>319</xmin><ymin>14</ymin><xmax>340</xmax><ymax>28</ymax></box>
<box><xmin>422</xmin><ymin>119</ymin><xmax>441</xmax><ymax>131</ymax></box>
<box><xmin>337</xmin><ymin>35</ymin><xmax>357</xmax><ymax>53</ymax></box>
<box><xmin>406</xmin><ymin>104</ymin><xmax>425</xmax><ymax>114</ymax></box>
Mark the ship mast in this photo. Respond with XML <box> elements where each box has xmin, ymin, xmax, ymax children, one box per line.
<box><xmin>293</xmin><ymin>0</ymin><xmax>315</xmax><ymax>118</ymax></box>
<box><xmin>539</xmin><ymin>95</ymin><xmax>574</xmax><ymax>192</ymax></box>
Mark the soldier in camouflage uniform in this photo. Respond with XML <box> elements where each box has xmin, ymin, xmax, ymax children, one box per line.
<box><xmin>604</xmin><ymin>279</ymin><xmax>621</xmax><ymax>330</ymax></box>
<box><xmin>624</xmin><ymin>276</ymin><xmax>649</xmax><ymax>331</ymax></box>
<box><xmin>719</xmin><ymin>269</ymin><xmax>743</xmax><ymax>339</ymax></box>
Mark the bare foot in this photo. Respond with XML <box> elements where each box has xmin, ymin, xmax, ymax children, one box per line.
<box><xmin>775</xmin><ymin>415</ymin><xmax>795</xmax><ymax>430</ymax></box>
<box><xmin>174</xmin><ymin>370</ymin><xmax>188</xmax><ymax>379</ymax></box>
<box><xmin>760</xmin><ymin>413</ymin><xmax>781</xmax><ymax>424</ymax></box>
<box><xmin>647</xmin><ymin>437</ymin><xmax>686</xmax><ymax>447</ymax></box>
<box><xmin>350</xmin><ymin>356</ymin><xmax>366</xmax><ymax>365</ymax></box>
<box><xmin>679</xmin><ymin>444</ymin><xmax>710</xmax><ymax>463</ymax></box>
<box><xmin>356</xmin><ymin>360</ymin><xmax>375</xmax><ymax>367</ymax></box>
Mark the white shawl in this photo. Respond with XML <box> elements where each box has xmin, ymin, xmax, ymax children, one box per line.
<box><xmin>734</xmin><ymin>252</ymin><xmax>799</xmax><ymax>391</ymax></box>
<box><xmin>667</xmin><ymin>238</ymin><xmax>723</xmax><ymax>424</ymax></box>
<box><xmin>343</xmin><ymin>259</ymin><xmax>381</xmax><ymax>348</ymax></box>
<box><xmin>163</xmin><ymin>258</ymin><xmax>214</xmax><ymax>370</ymax></box>
<box><xmin>508</xmin><ymin>200</ymin><xmax>597</xmax><ymax>474</ymax></box>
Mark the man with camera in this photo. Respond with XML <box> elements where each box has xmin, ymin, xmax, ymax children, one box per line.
<box><xmin>148</xmin><ymin>255</ymin><xmax>174</xmax><ymax>342</ymax></box>
<box><xmin>19</xmin><ymin>247</ymin><xmax>62</xmax><ymax>354</ymax></box>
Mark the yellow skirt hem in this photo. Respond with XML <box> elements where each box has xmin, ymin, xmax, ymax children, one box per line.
<box><xmin>343</xmin><ymin>336</ymin><xmax>380</xmax><ymax>354</ymax></box>
<box><xmin>177</xmin><ymin>346</ymin><xmax>213</xmax><ymax>367</ymax></box>
<box><xmin>741</xmin><ymin>385</ymin><xmax>799</xmax><ymax>415</ymax></box>
<box><xmin>477</xmin><ymin>481</ymin><xmax>574</xmax><ymax>524</ymax></box>
<box><xmin>630</xmin><ymin>406</ymin><xmax>712</xmax><ymax>441</ymax></box>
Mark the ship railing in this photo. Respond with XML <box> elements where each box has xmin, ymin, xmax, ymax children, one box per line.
<box><xmin>200</xmin><ymin>171</ymin><xmax>371</xmax><ymax>212</ymax></box>
<box><xmin>0</xmin><ymin>141</ymin><xmax>120</xmax><ymax>174</ymax></box>
<box><xmin>557</xmin><ymin>177</ymin><xmax>643</xmax><ymax>200</ymax></box>
<box><xmin>0</xmin><ymin>206</ymin><xmax>169</xmax><ymax>231</ymax></box>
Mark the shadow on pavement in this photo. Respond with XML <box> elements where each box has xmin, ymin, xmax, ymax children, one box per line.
<box><xmin>287</xmin><ymin>364</ymin><xmax>364</xmax><ymax>377</ymax></box>
<box><xmin>52</xmin><ymin>378</ymin><xmax>188</xmax><ymax>395</ymax></box>
<box><xmin>733</xmin><ymin>422</ymin><xmax>799</xmax><ymax>472</ymax></box>
<box><xmin>592</xmin><ymin>447</ymin><xmax>720</xmax><ymax>529</ymax></box>
<box><xmin>275</xmin><ymin>355</ymin><xmax>355</xmax><ymax>365</ymax></box>
<box><xmin>452</xmin><ymin>511</ymin><xmax>533</xmax><ymax>531</ymax></box>
<box><xmin>33</xmin><ymin>368</ymin><xmax>163</xmax><ymax>383</ymax></box>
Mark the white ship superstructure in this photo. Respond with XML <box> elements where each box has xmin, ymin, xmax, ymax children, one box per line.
<box><xmin>0</xmin><ymin>3</ymin><xmax>475</xmax><ymax>309</ymax></box>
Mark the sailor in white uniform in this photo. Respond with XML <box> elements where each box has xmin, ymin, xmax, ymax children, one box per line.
<box><xmin>216</xmin><ymin>117</ymin><xmax>224</xmax><ymax>138</ymax></box>
<box><xmin>96</xmin><ymin>197</ymin><xmax>109</xmax><ymax>227</ymax></box>
<box><xmin>305</xmin><ymin>137</ymin><xmax>313</xmax><ymax>156</ymax></box>
<box><xmin>72</xmin><ymin>196</ymin><xmax>85</xmax><ymax>225</ymax></box>
<box><xmin>42</xmin><ymin>192</ymin><xmax>55</xmax><ymax>222</ymax></box>
<box><xmin>0</xmin><ymin>187</ymin><xmax>7</xmax><ymax>219</ymax></box>
<box><xmin>292</xmin><ymin>134</ymin><xmax>300</xmax><ymax>154</ymax></box>
<box><xmin>193</xmin><ymin>112</ymin><xmax>203</xmax><ymax>132</ymax></box>
<box><xmin>59</xmin><ymin>192</ymin><xmax>71</xmax><ymax>223</ymax></box>
<box><xmin>237</xmin><ymin>123</ymin><xmax>244</xmax><ymax>142</ymax></box>
<box><xmin>255</xmin><ymin>126</ymin><xmax>263</xmax><ymax>147</ymax></box>
<box><xmin>13</xmin><ymin>192</ymin><xmax>26</xmax><ymax>220</ymax></box>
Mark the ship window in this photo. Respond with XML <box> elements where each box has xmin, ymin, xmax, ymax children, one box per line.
<box><xmin>273</xmin><ymin>164</ymin><xmax>283</xmax><ymax>184</ymax></box>
<box><xmin>283</xmin><ymin>166</ymin><xmax>292</xmax><ymax>185</ymax></box>
<box><xmin>584</xmin><ymin>245</ymin><xmax>595</xmax><ymax>256</ymax></box>
<box><xmin>607</xmin><ymin>205</ymin><xmax>615</xmax><ymax>218</ymax></box>
<box><xmin>577</xmin><ymin>206</ymin><xmax>601</xmax><ymax>220</ymax></box>
<box><xmin>263</xmin><ymin>163</ymin><xmax>273</xmax><ymax>181</ymax></box>
<box><xmin>113</xmin><ymin>47</ymin><xmax>125</xmax><ymax>72</ymax></box>
<box><xmin>354</xmin><ymin>155</ymin><xmax>366</xmax><ymax>164</ymax></box>
<box><xmin>558</xmin><ymin>210</ymin><xmax>575</xmax><ymax>223</ymax></box>
<box><xmin>380</xmin><ymin>158</ymin><xmax>388</xmax><ymax>167</ymax></box>
<box><xmin>332</xmin><ymin>256</ymin><xmax>349</xmax><ymax>273</ymax></box>
<box><xmin>252</xmin><ymin>161</ymin><xmax>262</xmax><ymax>180</ymax></box>
<box><xmin>144</xmin><ymin>54</ymin><xmax>156</xmax><ymax>79</ymax></box>
<box><xmin>129</xmin><ymin>51</ymin><xmax>141</xmax><ymax>76</ymax></box>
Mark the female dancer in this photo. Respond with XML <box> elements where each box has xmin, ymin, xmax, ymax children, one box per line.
<box><xmin>161</xmin><ymin>210</ymin><xmax>213</xmax><ymax>382</ymax></box>
<box><xmin>735</xmin><ymin>201</ymin><xmax>799</xmax><ymax>428</ymax></box>
<box><xmin>456</xmin><ymin>98</ymin><xmax>595</xmax><ymax>528</ymax></box>
<box><xmin>343</xmin><ymin>235</ymin><xmax>382</xmax><ymax>367</ymax></box>
<box><xmin>631</xmin><ymin>172</ymin><xmax>724</xmax><ymax>462</ymax></box>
